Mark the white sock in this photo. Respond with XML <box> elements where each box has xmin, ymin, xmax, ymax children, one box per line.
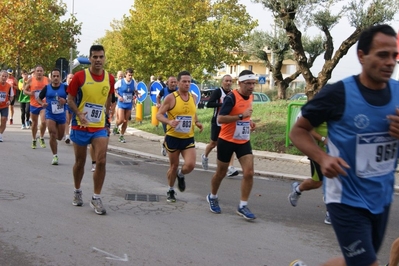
<box><xmin>53</xmin><ymin>154</ymin><xmax>57</xmax><ymax>157</ymax></box>
<box><xmin>177</xmin><ymin>169</ymin><xmax>184</xmax><ymax>177</ymax></box>
<box><xmin>169</xmin><ymin>187</ymin><xmax>174</xmax><ymax>191</ymax></box>
<box><xmin>74</xmin><ymin>188</ymin><xmax>82</xmax><ymax>193</ymax></box>
<box><xmin>239</xmin><ymin>201</ymin><xmax>248</xmax><ymax>209</ymax></box>
<box><xmin>210</xmin><ymin>193</ymin><xmax>217</xmax><ymax>199</ymax></box>
<box><xmin>295</xmin><ymin>185</ymin><xmax>302</xmax><ymax>194</ymax></box>
<box><xmin>92</xmin><ymin>193</ymin><xmax>101</xmax><ymax>199</ymax></box>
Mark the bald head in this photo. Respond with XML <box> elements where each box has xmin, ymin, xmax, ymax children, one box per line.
<box><xmin>67</xmin><ymin>74</ymin><xmax>74</xmax><ymax>85</ymax></box>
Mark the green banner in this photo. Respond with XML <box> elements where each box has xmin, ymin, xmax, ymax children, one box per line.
<box><xmin>285</xmin><ymin>102</ymin><xmax>305</xmax><ymax>147</ymax></box>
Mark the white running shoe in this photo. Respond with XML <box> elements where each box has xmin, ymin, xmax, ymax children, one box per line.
<box><xmin>288</xmin><ymin>182</ymin><xmax>301</xmax><ymax>207</ymax></box>
<box><xmin>226</xmin><ymin>166</ymin><xmax>239</xmax><ymax>177</ymax></box>
<box><xmin>201</xmin><ymin>154</ymin><xmax>208</xmax><ymax>170</ymax></box>
<box><xmin>289</xmin><ymin>260</ymin><xmax>307</xmax><ymax>266</ymax></box>
<box><xmin>324</xmin><ymin>211</ymin><xmax>332</xmax><ymax>225</ymax></box>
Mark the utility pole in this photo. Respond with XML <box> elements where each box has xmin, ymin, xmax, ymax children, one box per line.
<box><xmin>269</xmin><ymin>21</ymin><xmax>277</xmax><ymax>90</ymax></box>
<box><xmin>69</xmin><ymin>0</ymin><xmax>74</xmax><ymax>74</ymax></box>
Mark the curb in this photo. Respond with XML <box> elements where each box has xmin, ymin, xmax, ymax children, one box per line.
<box><xmin>121</xmin><ymin>127</ymin><xmax>399</xmax><ymax>192</ymax></box>
<box><xmin>107</xmin><ymin>144</ymin><xmax>310</xmax><ymax>183</ymax></box>
<box><xmin>125</xmin><ymin>127</ymin><xmax>310</xmax><ymax>164</ymax></box>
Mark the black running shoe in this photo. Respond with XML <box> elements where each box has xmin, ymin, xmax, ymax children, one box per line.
<box><xmin>167</xmin><ymin>190</ymin><xmax>176</xmax><ymax>202</ymax></box>
<box><xmin>176</xmin><ymin>169</ymin><xmax>185</xmax><ymax>192</ymax></box>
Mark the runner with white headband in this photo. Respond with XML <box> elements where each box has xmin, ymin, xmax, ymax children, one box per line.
<box><xmin>206</xmin><ymin>70</ymin><xmax>258</xmax><ymax>220</ymax></box>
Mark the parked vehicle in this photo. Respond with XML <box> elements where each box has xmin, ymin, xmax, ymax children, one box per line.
<box><xmin>289</xmin><ymin>93</ymin><xmax>307</xmax><ymax>101</ymax></box>
<box><xmin>252</xmin><ymin>92</ymin><xmax>271</xmax><ymax>104</ymax></box>
<box><xmin>198</xmin><ymin>89</ymin><xmax>215</xmax><ymax>109</ymax></box>
<box><xmin>199</xmin><ymin>90</ymin><xmax>271</xmax><ymax>108</ymax></box>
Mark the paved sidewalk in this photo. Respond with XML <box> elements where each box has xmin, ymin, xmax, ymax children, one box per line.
<box><xmin>108</xmin><ymin>127</ymin><xmax>399</xmax><ymax>191</ymax></box>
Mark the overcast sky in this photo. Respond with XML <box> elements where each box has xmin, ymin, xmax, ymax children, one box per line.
<box><xmin>63</xmin><ymin>0</ymin><xmax>399</xmax><ymax>82</ymax></box>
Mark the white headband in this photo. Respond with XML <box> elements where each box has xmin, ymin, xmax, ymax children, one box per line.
<box><xmin>238</xmin><ymin>74</ymin><xmax>256</xmax><ymax>82</ymax></box>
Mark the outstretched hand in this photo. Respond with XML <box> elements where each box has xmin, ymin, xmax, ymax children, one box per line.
<box><xmin>320</xmin><ymin>156</ymin><xmax>350</xmax><ymax>178</ymax></box>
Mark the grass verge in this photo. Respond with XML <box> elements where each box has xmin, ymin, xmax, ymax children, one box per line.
<box><xmin>129</xmin><ymin>101</ymin><xmax>304</xmax><ymax>156</ymax></box>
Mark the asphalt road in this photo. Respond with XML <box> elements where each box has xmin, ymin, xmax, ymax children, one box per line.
<box><xmin>1</xmin><ymin>124</ymin><xmax>398</xmax><ymax>266</ymax></box>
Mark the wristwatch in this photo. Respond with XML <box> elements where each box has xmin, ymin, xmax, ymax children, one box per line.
<box><xmin>321</xmin><ymin>136</ymin><xmax>326</xmax><ymax>142</ymax></box>
<box><xmin>238</xmin><ymin>114</ymin><xmax>243</xmax><ymax>120</ymax></box>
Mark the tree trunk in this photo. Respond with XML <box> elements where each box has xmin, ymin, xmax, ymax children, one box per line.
<box><xmin>276</xmin><ymin>80</ymin><xmax>288</xmax><ymax>99</ymax></box>
<box><xmin>304</xmin><ymin>79</ymin><xmax>319</xmax><ymax>100</ymax></box>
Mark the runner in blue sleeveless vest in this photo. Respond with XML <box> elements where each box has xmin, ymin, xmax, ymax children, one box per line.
<box><xmin>37</xmin><ymin>68</ymin><xmax>67</xmax><ymax>165</ymax></box>
<box><xmin>289</xmin><ymin>24</ymin><xmax>399</xmax><ymax>266</ymax></box>
<box><xmin>114</xmin><ymin>68</ymin><xmax>137</xmax><ymax>143</ymax></box>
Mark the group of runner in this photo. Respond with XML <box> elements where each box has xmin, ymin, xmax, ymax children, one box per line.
<box><xmin>2</xmin><ymin>23</ymin><xmax>399</xmax><ymax>265</ymax></box>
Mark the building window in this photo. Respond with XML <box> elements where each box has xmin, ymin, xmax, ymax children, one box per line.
<box><xmin>249</xmin><ymin>65</ymin><xmax>253</xmax><ymax>71</ymax></box>
<box><xmin>230</xmin><ymin>66</ymin><xmax>233</xmax><ymax>74</ymax></box>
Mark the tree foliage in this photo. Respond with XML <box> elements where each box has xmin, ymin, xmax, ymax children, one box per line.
<box><xmin>96</xmin><ymin>20</ymin><xmax>131</xmax><ymax>75</ymax></box>
<box><xmin>0</xmin><ymin>0</ymin><xmax>81</xmax><ymax>75</ymax></box>
<box><xmin>245</xmin><ymin>28</ymin><xmax>324</xmax><ymax>98</ymax></box>
<box><xmin>253</xmin><ymin>0</ymin><xmax>399</xmax><ymax>98</ymax></box>
<box><xmin>101</xmin><ymin>0</ymin><xmax>257</xmax><ymax>82</ymax></box>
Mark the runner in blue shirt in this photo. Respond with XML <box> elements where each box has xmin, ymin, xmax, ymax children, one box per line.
<box><xmin>114</xmin><ymin>68</ymin><xmax>137</xmax><ymax>143</ymax></box>
<box><xmin>37</xmin><ymin>68</ymin><xmax>67</xmax><ymax>165</ymax></box>
<box><xmin>289</xmin><ymin>24</ymin><xmax>399</xmax><ymax>266</ymax></box>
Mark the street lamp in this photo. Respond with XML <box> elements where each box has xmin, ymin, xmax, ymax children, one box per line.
<box><xmin>69</xmin><ymin>0</ymin><xmax>74</xmax><ymax>74</ymax></box>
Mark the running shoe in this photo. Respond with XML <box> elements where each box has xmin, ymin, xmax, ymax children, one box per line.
<box><xmin>166</xmin><ymin>190</ymin><xmax>176</xmax><ymax>203</ymax></box>
<box><xmin>9</xmin><ymin>118</ymin><xmax>13</xmax><ymax>125</ymax></box>
<box><xmin>176</xmin><ymin>169</ymin><xmax>186</xmax><ymax>192</ymax></box>
<box><xmin>236</xmin><ymin>205</ymin><xmax>256</xmax><ymax>220</ymax></box>
<box><xmin>51</xmin><ymin>155</ymin><xmax>58</xmax><ymax>165</ymax></box>
<box><xmin>226</xmin><ymin>166</ymin><xmax>239</xmax><ymax>177</ymax></box>
<box><xmin>72</xmin><ymin>190</ymin><xmax>83</xmax><ymax>206</ymax></box>
<box><xmin>206</xmin><ymin>194</ymin><xmax>221</xmax><ymax>214</ymax></box>
<box><xmin>65</xmin><ymin>137</ymin><xmax>70</xmax><ymax>144</ymax></box>
<box><xmin>21</xmin><ymin>124</ymin><xmax>26</xmax><ymax>130</ymax></box>
<box><xmin>119</xmin><ymin>135</ymin><xmax>126</xmax><ymax>143</ymax></box>
<box><xmin>39</xmin><ymin>138</ymin><xmax>46</xmax><ymax>148</ymax></box>
<box><xmin>0</xmin><ymin>135</ymin><xmax>3</xmax><ymax>142</ymax></box>
<box><xmin>161</xmin><ymin>146</ymin><xmax>167</xmax><ymax>156</ymax></box>
<box><xmin>90</xmin><ymin>197</ymin><xmax>106</xmax><ymax>215</ymax></box>
<box><xmin>112</xmin><ymin>126</ymin><xmax>119</xmax><ymax>135</ymax></box>
<box><xmin>201</xmin><ymin>154</ymin><xmax>208</xmax><ymax>170</ymax></box>
<box><xmin>32</xmin><ymin>140</ymin><xmax>37</xmax><ymax>149</ymax></box>
<box><xmin>289</xmin><ymin>260</ymin><xmax>307</xmax><ymax>266</ymax></box>
<box><xmin>91</xmin><ymin>164</ymin><xmax>96</xmax><ymax>172</ymax></box>
<box><xmin>288</xmin><ymin>181</ymin><xmax>301</xmax><ymax>207</ymax></box>
<box><xmin>324</xmin><ymin>211</ymin><xmax>331</xmax><ymax>225</ymax></box>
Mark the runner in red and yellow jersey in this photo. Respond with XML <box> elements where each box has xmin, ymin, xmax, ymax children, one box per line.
<box><xmin>23</xmin><ymin>65</ymin><xmax>49</xmax><ymax>149</ymax></box>
<box><xmin>206</xmin><ymin>70</ymin><xmax>257</xmax><ymax>220</ymax></box>
<box><xmin>0</xmin><ymin>70</ymin><xmax>14</xmax><ymax>142</ymax></box>
<box><xmin>67</xmin><ymin>44</ymin><xmax>115</xmax><ymax>215</ymax></box>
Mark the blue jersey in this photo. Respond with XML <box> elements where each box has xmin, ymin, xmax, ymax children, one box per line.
<box><xmin>325</xmin><ymin>77</ymin><xmax>399</xmax><ymax>213</ymax></box>
<box><xmin>44</xmin><ymin>83</ymin><xmax>67</xmax><ymax>123</ymax></box>
<box><xmin>116</xmin><ymin>79</ymin><xmax>135</xmax><ymax>109</ymax></box>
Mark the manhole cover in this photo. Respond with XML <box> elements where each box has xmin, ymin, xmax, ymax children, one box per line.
<box><xmin>115</xmin><ymin>161</ymin><xmax>139</xmax><ymax>165</ymax></box>
<box><xmin>125</xmin><ymin>194</ymin><xmax>159</xmax><ymax>202</ymax></box>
